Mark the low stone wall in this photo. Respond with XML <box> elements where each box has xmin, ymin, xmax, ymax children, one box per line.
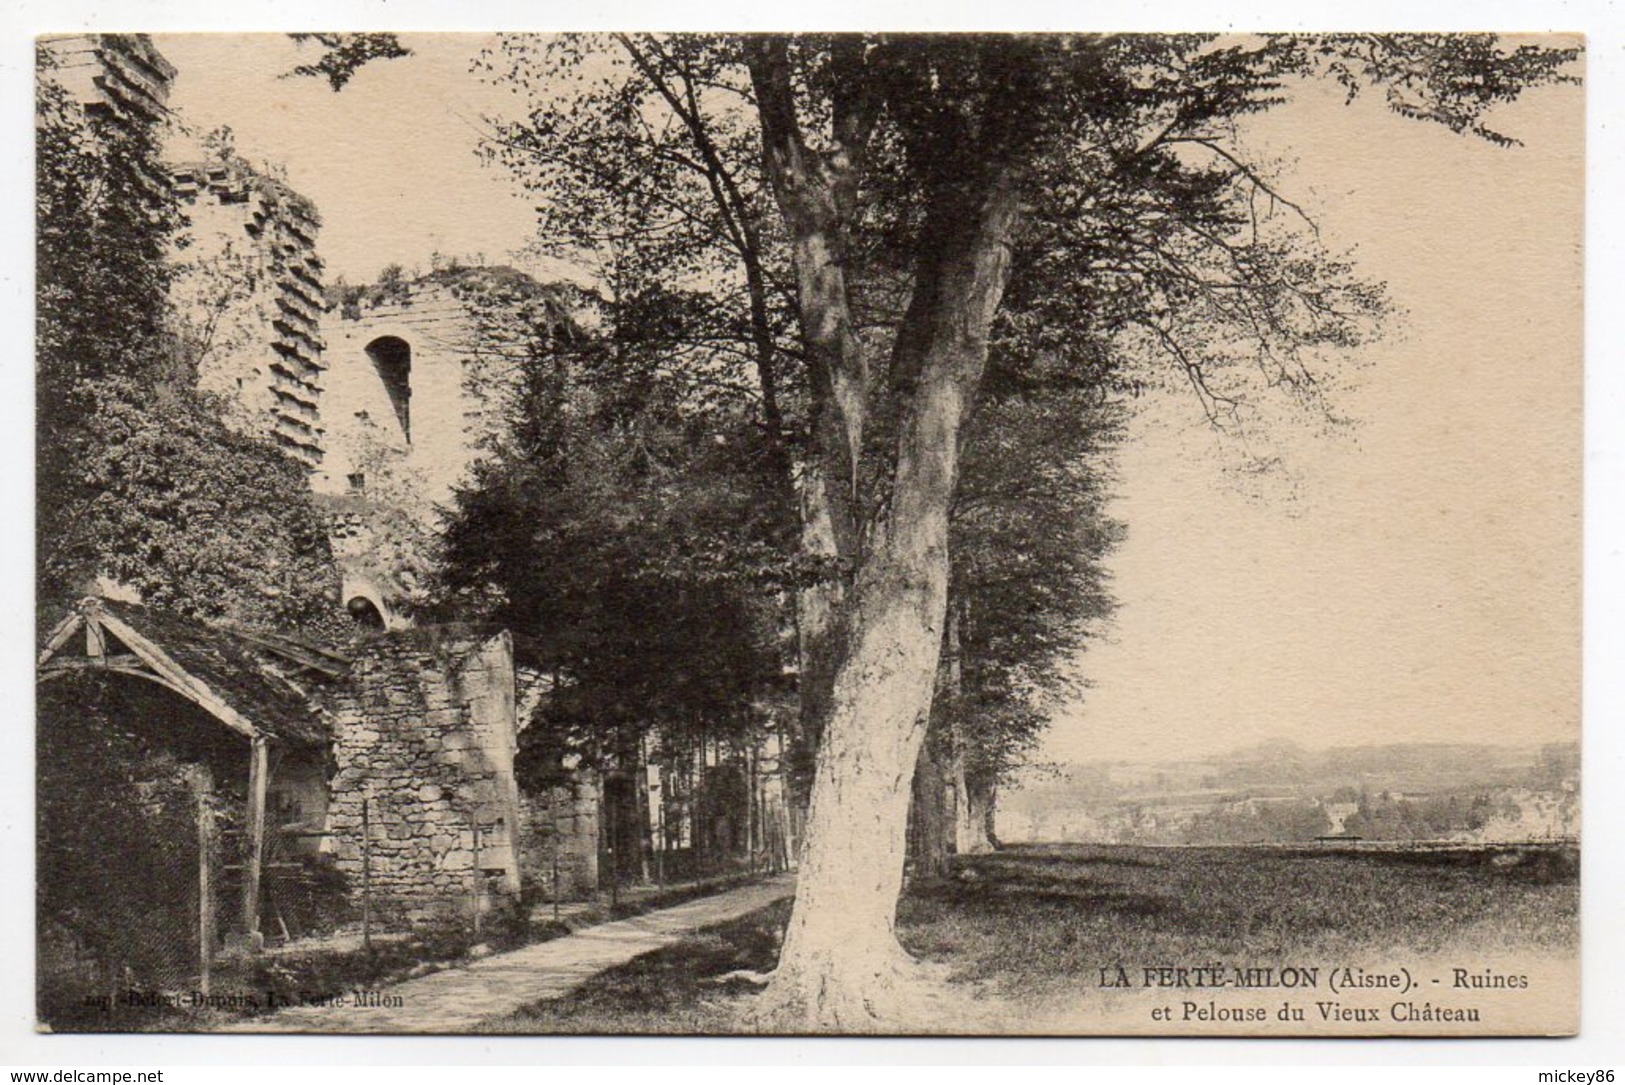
<box><xmin>324</xmin><ymin>628</ymin><xmax>522</xmax><ymax>925</ymax></box>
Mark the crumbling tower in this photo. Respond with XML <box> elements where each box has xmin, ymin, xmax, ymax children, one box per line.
<box><xmin>315</xmin><ymin>266</ymin><xmax>579</xmax><ymax>627</ymax></box>
<box><xmin>41</xmin><ymin>34</ymin><xmax>329</xmax><ymax>470</ymax></box>
<box><xmin>170</xmin><ymin>156</ymin><xmax>328</xmax><ymax>467</ymax></box>
<box><xmin>38</xmin><ymin>33</ymin><xmax>175</xmax><ymax>152</ymax></box>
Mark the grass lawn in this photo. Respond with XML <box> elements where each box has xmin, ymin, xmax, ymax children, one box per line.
<box><xmin>480</xmin><ymin>842</ymin><xmax>1579</xmax><ymax>1034</ymax></box>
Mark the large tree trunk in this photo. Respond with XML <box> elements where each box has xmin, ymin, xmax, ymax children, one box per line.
<box><xmin>948</xmin><ymin>727</ymin><xmax>991</xmax><ymax>855</ymax></box>
<box><xmin>745</xmin><ymin>39</ymin><xmax>870</xmax><ymax>832</ymax></box>
<box><xmin>789</xmin><ymin>461</ymin><xmax>847</xmax><ymax>814</ymax></box>
<box><xmin>744</xmin><ymin>36</ymin><xmax>1032</xmax><ymax>1030</ymax></box>
<box><xmin>754</xmin><ymin>175</ymin><xmax>1023</xmax><ymax>1030</ymax></box>
<box><xmin>912</xmin><ymin>600</ymin><xmax>961</xmax><ymax>872</ymax></box>
<box><xmin>961</xmin><ymin>773</ymin><xmax>1000</xmax><ymax>854</ymax></box>
<box><xmin>756</xmin><ymin>545</ymin><xmax>949</xmax><ymax>1028</ymax></box>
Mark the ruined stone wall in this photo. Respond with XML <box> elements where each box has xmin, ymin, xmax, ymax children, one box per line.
<box><xmin>312</xmin><ymin>264</ymin><xmax>579</xmax><ymax>538</ymax></box>
<box><xmin>43</xmin><ymin>36</ymin><xmax>328</xmax><ymax>471</ymax></box>
<box><xmin>311</xmin><ymin>268</ymin><xmax>585</xmax><ymax>629</ymax></box>
<box><xmin>516</xmin><ymin>777</ymin><xmax>602</xmax><ymax>902</ymax></box>
<box><xmin>315</xmin><ymin>277</ymin><xmax>497</xmax><ymax>510</ymax></box>
<box><xmin>39</xmin><ymin>34</ymin><xmax>175</xmax><ymax>141</ymax></box>
<box><xmin>170</xmin><ymin>156</ymin><xmax>327</xmax><ymax>468</ymax></box>
<box><xmin>324</xmin><ymin>628</ymin><xmax>523</xmax><ymax>925</ymax></box>
<box><xmin>313</xmin><ymin>492</ymin><xmax>425</xmax><ymax>629</ymax></box>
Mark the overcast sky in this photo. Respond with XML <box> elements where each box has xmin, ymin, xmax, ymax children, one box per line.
<box><xmin>152</xmin><ymin>34</ymin><xmax>1584</xmax><ymax>764</ymax></box>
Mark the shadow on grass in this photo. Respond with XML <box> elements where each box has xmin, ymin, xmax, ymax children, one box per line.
<box><xmin>910</xmin><ymin>875</ymin><xmax>1182</xmax><ymax>922</ymax></box>
<box><xmin>1272</xmin><ymin>845</ymin><xmax>1579</xmax><ymax>884</ymax></box>
<box><xmin>995</xmin><ymin>844</ymin><xmax>1159</xmax><ymax>869</ymax></box>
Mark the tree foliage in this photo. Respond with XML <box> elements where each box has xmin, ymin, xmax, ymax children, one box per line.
<box><xmin>946</xmin><ymin>385</ymin><xmax>1124</xmax><ymax>792</ymax></box>
<box><xmin>42</xmin><ymin>383</ymin><xmax>346</xmax><ymax>636</ymax></box>
<box><xmin>432</xmin><ymin>276</ymin><xmax>789</xmax><ymax>776</ymax></box>
<box><xmin>476</xmin><ymin>35</ymin><xmax>801</xmax><ymax>493</ymax></box>
<box><xmin>37</xmin><ymin>46</ymin><xmax>180</xmax><ymax>444</ymax></box>
<box><xmin>470</xmin><ymin>35</ymin><xmax>1134</xmax><ymax>790</ymax></box>
<box><xmin>286</xmin><ymin>33</ymin><xmax>412</xmax><ymax>92</ymax></box>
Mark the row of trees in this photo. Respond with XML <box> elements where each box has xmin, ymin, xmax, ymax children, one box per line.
<box><xmin>422</xmin><ymin>38</ymin><xmax>1128</xmax><ymax>856</ymax></box>
<box><xmin>427</xmin><ymin>255</ymin><xmax>1122</xmax><ymax>852</ymax></box>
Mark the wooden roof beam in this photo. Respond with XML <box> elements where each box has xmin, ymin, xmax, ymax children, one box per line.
<box><xmin>92</xmin><ymin>608</ymin><xmax>260</xmax><ymax>739</ymax></box>
<box><xmin>37</xmin><ymin>607</ymin><xmax>85</xmax><ymax>669</ymax></box>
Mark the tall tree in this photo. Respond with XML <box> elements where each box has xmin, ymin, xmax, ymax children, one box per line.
<box><xmin>950</xmin><ymin>384</ymin><xmax>1124</xmax><ymax>854</ymax></box>
<box><xmin>433</xmin><ymin>272</ymin><xmax>788</xmax><ymax>780</ymax></box>
<box><xmin>338</xmin><ymin>33</ymin><xmax>1577</xmax><ymax>1026</ymax></box>
<box><xmin>474</xmin><ymin>36</ymin><xmax>837</xmax><ymax>793</ymax></box>
<box><xmin>733</xmin><ymin>33</ymin><xmax>1576</xmax><ymax>1027</ymax></box>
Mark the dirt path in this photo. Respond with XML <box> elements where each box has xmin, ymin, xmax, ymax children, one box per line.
<box><xmin>226</xmin><ymin>875</ymin><xmax>796</xmax><ymax>1034</ymax></box>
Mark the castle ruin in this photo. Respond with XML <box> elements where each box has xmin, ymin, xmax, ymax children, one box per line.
<box><xmin>37</xmin><ymin>36</ymin><xmax>791</xmax><ymax>963</ymax></box>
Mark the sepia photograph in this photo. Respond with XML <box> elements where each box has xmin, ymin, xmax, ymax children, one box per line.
<box><xmin>31</xmin><ymin>29</ymin><xmax>1584</xmax><ymax>1038</ymax></box>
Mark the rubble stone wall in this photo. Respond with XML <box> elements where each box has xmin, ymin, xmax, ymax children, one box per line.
<box><xmin>325</xmin><ymin>628</ymin><xmax>522</xmax><ymax>925</ymax></box>
<box><xmin>516</xmin><ymin>776</ymin><xmax>602</xmax><ymax>902</ymax></box>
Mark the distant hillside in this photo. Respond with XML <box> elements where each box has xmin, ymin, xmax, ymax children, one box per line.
<box><xmin>999</xmin><ymin>739</ymin><xmax>1578</xmax><ymax>846</ymax></box>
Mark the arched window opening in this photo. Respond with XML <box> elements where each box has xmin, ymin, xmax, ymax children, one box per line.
<box><xmin>365</xmin><ymin>336</ymin><xmax>412</xmax><ymax>442</ymax></box>
<box><xmin>347</xmin><ymin>596</ymin><xmax>386</xmax><ymax>630</ymax></box>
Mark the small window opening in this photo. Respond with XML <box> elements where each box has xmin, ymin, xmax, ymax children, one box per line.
<box><xmin>365</xmin><ymin>335</ymin><xmax>412</xmax><ymax>442</ymax></box>
<box><xmin>347</xmin><ymin>596</ymin><xmax>385</xmax><ymax>630</ymax></box>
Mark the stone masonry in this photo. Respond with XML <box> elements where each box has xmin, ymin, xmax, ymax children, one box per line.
<box><xmin>312</xmin><ymin>268</ymin><xmax>583</xmax><ymax>623</ymax></box>
<box><xmin>170</xmin><ymin>153</ymin><xmax>327</xmax><ymax>468</ymax></box>
<box><xmin>39</xmin><ymin>34</ymin><xmax>175</xmax><ymax>184</ymax></box>
<box><xmin>324</xmin><ymin>628</ymin><xmax>523</xmax><ymax>925</ymax></box>
<box><xmin>315</xmin><ymin>268</ymin><xmax>554</xmax><ymax>509</ymax></box>
<box><xmin>43</xmin><ymin>35</ymin><xmax>329</xmax><ymax>471</ymax></box>
<box><xmin>517</xmin><ymin>778</ymin><xmax>602</xmax><ymax>902</ymax></box>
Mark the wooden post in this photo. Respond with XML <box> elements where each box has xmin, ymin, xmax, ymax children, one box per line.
<box><xmin>471</xmin><ymin>810</ymin><xmax>483</xmax><ymax>939</ymax></box>
<box><xmin>697</xmin><ymin>735</ymin><xmax>709</xmax><ymax>876</ymax></box>
<box><xmin>195</xmin><ymin>774</ymin><xmax>214</xmax><ymax>996</ymax></box>
<box><xmin>653</xmin><ymin>765</ymin><xmax>666</xmax><ymax>889</ymax></box>
<box><xmin>242</xmin><ymin>735</ymin><xmax>269</xmax><ymax>948</ymax></box>
<box><xmin>550</xmin><ymin>787</ymin><xmax>562</xmax><ymax>921</ymax></box>
<box><xmin>636</xmin><ymin>744</ymin><xmax>653</xmax><ymax>886</ymax></box>
<box><xmin>606</xmin><ymin>786</ymin><xmax>618</xmax><ymax>910</ymax></box>
<box><xmin>361</xmin><ymin>796</ymin><xmax>372</xmax><ymax>951</ymax></box>
<box><xmin>686</xmin><ymin>745</ymin><xmax>697</xmax><ymax>878</ymax></box>
<box><xmin>775</xmin><ymin>716</ymin><xmax>798</xmax><ymax>871</ymax></box>
<box><xmin>745</xmin><ymin>741</ymin><xmax>757</xmax><ymax>875</ymax></box>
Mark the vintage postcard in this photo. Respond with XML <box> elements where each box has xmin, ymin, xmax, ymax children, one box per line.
<box><xmin>34</xmin><ymin>31</ymin><xmax>1582</xmax><ymax>1037</ymax></box>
